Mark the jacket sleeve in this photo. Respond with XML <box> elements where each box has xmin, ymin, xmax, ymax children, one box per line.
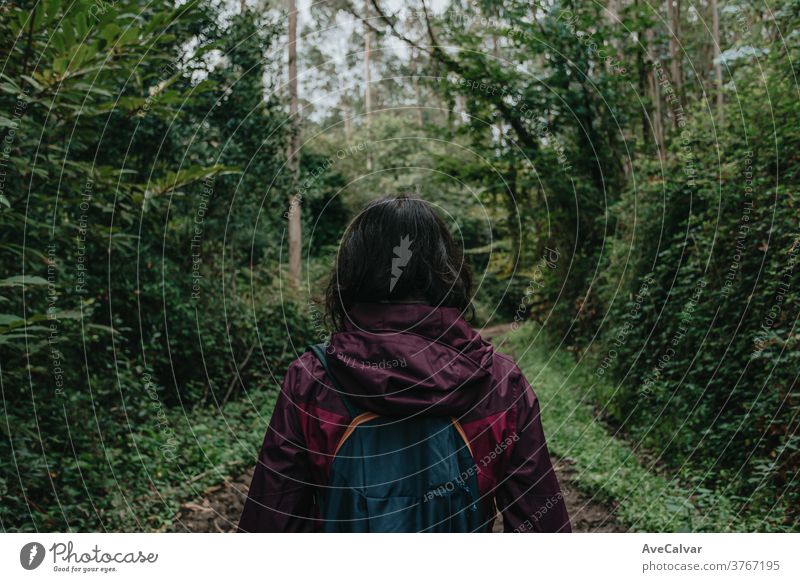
<box><xmin>495</xmin><ymin>373</ymin><xmax>571</xmax><ymax>533</ymax></box>
<box><xmin>238</xmin><ymin>362</ymin><xmax>318</xmax><ymax>532</ymax></box>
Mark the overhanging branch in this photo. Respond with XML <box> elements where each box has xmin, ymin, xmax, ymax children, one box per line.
<box><xmin>364</xmin><ymin>0</ymin><xmax>538</xmax><ymax>152</ymax></box>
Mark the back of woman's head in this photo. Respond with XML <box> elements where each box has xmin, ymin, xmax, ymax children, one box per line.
<box><xmin>325</xmin><ymin>194</ymin><xmax>473</xmax><ymax>330</ymax></box>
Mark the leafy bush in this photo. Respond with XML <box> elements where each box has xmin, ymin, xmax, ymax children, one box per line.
<box><xmin>592</xmin><ymin>31</ymin><xmax>800</xmax><ymax>526</ymax></box>
<box><xmin>0</xmin><ymin>0</ymin><xmax>318</xmax><ymax>531</ymax></box>
<box><xmin>507</xmin><ymin>323</ymin><xmax>792</xmax><ymax>532</ymax></box>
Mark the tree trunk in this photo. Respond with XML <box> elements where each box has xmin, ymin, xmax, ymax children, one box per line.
<box><xmin>411</xmin><ymin>50</ymin><xmax>423</xmax><ymax>128</ymax></box>
<box><xmin>645</xmin><ymin>28</ymin><xmax>665</xmax><ymax>160</ymax></box>
<box><xmin>635</xmin><ymin>0</ymin><xmax>649</xmax><ymax>142</ymax></box>
<box><xmin>711</xmin><ymin>0</ymin><xmax>724</xmax><ymax>123</ymax></box>
<box><xmin>364</xmin><ymin>0</ymin><xmax>373</xmax><ymax>170</ymax></box>
<box><xmin>506</xmin><ymin>163</ymin><xmax>522</xmax><ymax>274</ymax></box>
<box><xmin>342</xmin><ymin>96</ymin><xmax>352</xmax><ymax>140</ymax></box>
<box><xmin>666</xmin><ymin>0</ymin><xmax>683</xmax><ymax>113</ymax></box>
<box><xmin>607</xmin><ymin>0</ymin><xmax>620</xmax><ymax>50</ymax></box>
<box><xmin>649</xmin><ymin>70</ymin><xmax>665</xmax><ymax>159</ymax></box>
<box><xmin>490</xmin><ymin>7</ymin><xmax>500</xmax><ymax>66</ymax></box>
<box><xmin>607</xmin><ymin>0</ymin><xmax>619</xmax><ymax>22</ymax></box>
<box><xmin>287</xmin><ymin>0</ymin><xmax>302</xmax><ymax>286</ymax></box>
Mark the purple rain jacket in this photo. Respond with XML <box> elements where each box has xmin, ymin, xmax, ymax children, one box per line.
<box><xmin>238</xmin><ymin>303</ymin><xmax>571</xmax><ymax>533</ymax></box>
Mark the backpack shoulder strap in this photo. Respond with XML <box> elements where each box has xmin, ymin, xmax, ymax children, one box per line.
<box><xmin>307</xmin><ymin>343</ymin><xmax>360</xmax><ymax>418</ymax></box>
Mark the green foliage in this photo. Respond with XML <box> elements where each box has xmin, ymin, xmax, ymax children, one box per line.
<box><xmin>590</xmin><ymin>13</ymin><xmax>800</xmax><ymax>526</ymax></box>
<box><xmin>351</xmin><ymin>0</ymin><xmax>799</xmax><ymax>529</ymax></box>
<box><xmin>506</xmin><ymin>323</ymin><xmax>792</xmax><ymax>532</ymax></box>
<box><xmin>0</xmin><ymin>0</ymin><xmax>317</xmax><ymax>531</ymax></box>
<box><xmin>394</xmin><ymin>0</ymin><xmax>800</xmax><ymax>529</ymax></box>
<box><xmin>3</xmin><ymin>0</ymin><xmax>798</xmax><ymax>532</ymax></box>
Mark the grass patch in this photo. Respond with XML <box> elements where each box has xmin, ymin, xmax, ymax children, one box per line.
<box><xmin>504</xmin><ymin>323</ymin><xmax>769</xmax><ymax>532</ymax></box>
<box><xmin>104</xmin><ymin>389</ymin><xmax>277</xmax><ymax>532</ymax></box>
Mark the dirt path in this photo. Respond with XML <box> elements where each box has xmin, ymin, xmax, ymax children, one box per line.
<box><xmin>171</xmin><ymin>324</ymin><xmax>625</xmax><ymax>532</ymax></box>
<box><xmin>171</xmin><ymin>459</ymin><xmax>624</xmax><ymax>532</ymax></box>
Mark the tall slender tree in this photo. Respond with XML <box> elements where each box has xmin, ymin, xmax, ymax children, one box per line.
<box><xmin>411</xmin><ymin>48</ymin><xmax>423</xmax><ymax>128</ymax></box>
<box><xmin>711</xmin><ymin>0</ymin><xmax>724</xmax><ymax>123</ymax></box>
<box><xmin>646</xmin><ymin>28</ymin><xmax>666</xmax><ymax>159</ymax></box>
<box><xmin>364</xmin><ymin>0</ymin><xmax>374</xmax><ymax>170</ymax></box>
<box><xmin>287</xmin><ymin>0</ymin><xmax>302</xmax><ymax>285</ymax></box>
<box><xmin>666</xmin><ymin>0</ymin><xmax>683</xmax><ymax>110</ymax></box>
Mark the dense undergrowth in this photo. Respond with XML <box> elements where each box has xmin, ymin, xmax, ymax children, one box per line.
<box><xmin>505</xmin><ymin>323</ymin><xmax>793</xmax><ymax>532</ymax></box>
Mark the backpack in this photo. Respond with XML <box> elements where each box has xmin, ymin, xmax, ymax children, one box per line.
<box><xmin>308</xmin><ymin>343</ymin><xmax>487</xmax><ymax>533</ymax></box>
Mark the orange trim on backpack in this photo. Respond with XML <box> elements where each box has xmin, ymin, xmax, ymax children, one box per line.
<box><xmin>333</xmin><ymin>414</ymin><xmax>474</xmax><ymax>458</ymax></box>
<box><xmin>451</xmin><ymin>418</ymin><xmax>473</xmax><ymax>456</ymax></box>
<box><xmin>334</xmin><ymin>412</ymin><xmax>380</xmax><ymax>455</ymax></box>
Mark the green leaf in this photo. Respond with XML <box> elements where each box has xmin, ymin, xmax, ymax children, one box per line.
<box><xmin>0</xmin><ymin>314</ymin><xmax>23</xmax><ymax>326</ymax></box>
<box><xmin>0</xmin><ymin>275</ymin><xmax>49</xmax><ymax>287</ymax></box>
<box><xmin>99</xmin><ymin>23</ymin><xmax>121</xmax><ymax>43</ymax></box>
<box><xmin>53</xmin><ymin>57</ymin><xmax>69</xmax><ymax>75</ymax></box>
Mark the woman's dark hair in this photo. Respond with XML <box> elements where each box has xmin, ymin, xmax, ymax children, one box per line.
<box><xmin>325</xmin><ymin>194</ymin><xmax>473</xmax><ymax>330</ymax></box>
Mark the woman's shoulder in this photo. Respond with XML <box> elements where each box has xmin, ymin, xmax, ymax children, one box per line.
<box><xmin>282</xmin><ymin>350</ymin><xmax>328</xmax><ymax>398</ymax></box>
<box><xmin>486</xmin><ymin>348</ymin><xmax>539</xmax><ymax>405</ymax></box>
<box><xmin>489</xmin><ymin>347</ymin><xmax>527</xmax><ymax>380</ymax></box>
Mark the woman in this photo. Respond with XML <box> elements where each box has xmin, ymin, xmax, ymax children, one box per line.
<box><xmin>239</xmin><ymin>195</ymin><xmax>570</xmax><ymax>533</ymax></box>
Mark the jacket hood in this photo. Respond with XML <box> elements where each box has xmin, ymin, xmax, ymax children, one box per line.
<box><xmin>325</xmin><ymin>303</ymin><xmax>495</xmax><ymax>416</ymax></box>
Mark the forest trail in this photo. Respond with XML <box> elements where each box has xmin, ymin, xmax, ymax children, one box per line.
<box><xmin>170</xmin><ymin>324</ymin><xmax>625</xmax><ymax>532</ymax></box>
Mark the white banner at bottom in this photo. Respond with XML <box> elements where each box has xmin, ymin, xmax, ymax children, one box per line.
<box><xmin>1</xmin><ymin>533</ymin><xmax>798</xmax><ymax>581</ymax></box>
